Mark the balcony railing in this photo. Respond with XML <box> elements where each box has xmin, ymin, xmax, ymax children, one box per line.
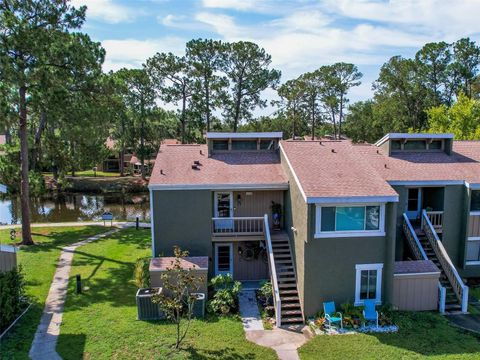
<box><xmin>211</xmin><ymin>217</ymin><xmax>264</xmax><ymax>237</ymax></box>
<box><xmin>422</xmin><ymin>211</ymin><xmax>443</xmax><ymax>233</ymax></box>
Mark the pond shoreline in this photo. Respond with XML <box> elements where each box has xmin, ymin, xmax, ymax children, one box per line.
<box><xmin>45</xmin><ymin>175</ymin><xmax>149</xmax><ymax>194</ymax></box>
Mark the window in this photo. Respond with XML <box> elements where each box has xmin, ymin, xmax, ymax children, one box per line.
<box><xmin>355</xmin><ymin>264</ymin><xmax>383</xmax><ymax>305</ymax></box>
<box><xmin>429</xmin><ymin>140</ymin><xmax>443</xmax><ymax>150</ymax></box>
<box><xmin>213</xmin><ymin>140</ymin><xmax>228</xmax><ymax>151</ymax></box>
<box><xmin>407</xmin><ymin>188</ymin><xmax>420</xmax><ymax>212</ymax></box>
<box><xmin>404</xmin><ymin>140</ymin><xmax>426</xmax><ymax>150</ymax></box>
<box><xmin>391</xmin><ymin>140</ymin><xmax>401</xmax><ymax>150</ymax></box>
<box><xmin>315</xmin><ymin>204</ymin><xmax>385</xmax><ymax>238</ymax></box>
<box><xmin>232</xmin><ymin>140</ymin><xmax>257</xmax><ymax>150</ymax></box>
<box><xmin>466</xmin><ymin>240</ymin><xmax>480</xmax><ymax>263</ymax></box>
<box><xmin>260</xmin><ymin>139</ymin><xmax>274</xmax><ymax>150</ymax></box>
<box><xmin>471</xmin><ymin>191</ymin><xmax>480</xmax><ymax>212</ymax></box>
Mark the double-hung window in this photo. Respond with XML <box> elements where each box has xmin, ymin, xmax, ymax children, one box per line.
<box><xmin>466</xmin><ymin>190</ymin><xmax>480</xmax><ymax>265</ymax></box>
<box><xmin>315</xmin><ymin>204</ymin><xmax>385</xmax><ymax>238</ymax></box>
<box><xmin>355</xmin><ymin>263</ymin><xmax>383</xmax><ymax>305</ymax></box>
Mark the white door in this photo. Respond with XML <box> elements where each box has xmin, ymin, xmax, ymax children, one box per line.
<box><xmin>214</xmin><ymin>192</ymin><xmax>234</xmax><ymax>231</ymax></box>
<box><xmin>406</xmin><ymin>188</ymin><xmax>422</xmax><ymax>219</ymax></box>
<box><xmin>215</xmin><ymin>243</ymin><xmax>233</xmax><ymax>276</ymax></box>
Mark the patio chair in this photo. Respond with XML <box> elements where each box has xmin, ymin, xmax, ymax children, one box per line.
<box><xmin>323</xmin><ymin>301</ymin><xmax>343</xmax><ymax>329</ymax></box>
<box><xmin>362</xmin><ymin>299</ymin><xmax>379</xmax><ymax>327</ymax></box>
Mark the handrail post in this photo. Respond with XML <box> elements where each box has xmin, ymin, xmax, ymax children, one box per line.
<box><xmin>439</xmin><ymin>284</ymin><xmax>446</xmax><ymax>314</ymax></box>
<box><xmin>263</xmin><ymin>214</ymin><xmax>281</xmax><ymax>327</ymax></box>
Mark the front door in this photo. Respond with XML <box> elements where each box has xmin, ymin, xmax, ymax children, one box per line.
<box><xmin>214</xmin><ymin>192</ymin><xmax>233</xmax><ymax>231</ymax></box>
<box><xmin>215</xmin><ymin>243</ymin><xmax>233</xmax><ymax>276</ymax></box>
<box><xmin>406</xmin><ymin>188</ymin><xmax>422</xmax><ymax>219</ymax></box>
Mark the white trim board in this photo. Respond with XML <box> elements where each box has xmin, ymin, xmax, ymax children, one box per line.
<box><xmin>206</xmin><ymin>132</ymin><xmax>283</xmax><ymax>139</ymax></box>
<box><xmin>308</xmin><ymin>196</ymin><xmax>398</xmax><ymax>204</ymax></box>
<box><xmin>393</xmin><ymin>272</ymin><xmax>440</xmax><ymax>277</ymax></box>
<box><xmin>279</xmin><ymin>142</ymin><xmax>307</xmax><ymax>202</ymax></box>
<box><xmin>149</xmin><ymin>189</ymin><xmax>156</xmax><ymax>258</ymax></box>
<box><xmin>148</xmin><ymin>183</ymin><xmax>289</xmax><ymax>191</ymax></box>
<box><xmin>375</xmin><ymin>133</ymin><xmax>453</xmax><ymax>147</ymax></box>
<box><xmin>466</xmin><ymin>182</ymin><xmax>480</xmax><ymax>190</ymax></box>
<box><xmin>388</xmin><ymin>180</ymin><xmax>465</xmax><ymax>186</ymax></box>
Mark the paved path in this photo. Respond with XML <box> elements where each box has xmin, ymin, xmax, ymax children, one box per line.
<box><xmin>239</xmin><ymin>289</ymin><xmax>264</xmax><ymax>331</ymax></box>
<box><xmin>238</xmin><ymin>289</ymin><xmax>309</xmax><ymax>360</ymax></box>
<box><xmin>28</xmin><ymin>226</ymin><xmax>127</xmax><ymax>360</ymax></box>
<box><xmin>0</xmin><ymin>221</ymin><xmax>150</xmax><ymax>230</ymax></box>
<box><xmin>447</xmin><ymin>314</ymin><xmax>480</xmax><ymax>334</ymax></box>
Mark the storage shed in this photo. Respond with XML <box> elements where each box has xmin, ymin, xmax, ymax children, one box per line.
<box><xmin>149</xmin><ymin>256</ymin><xmax>209</xmax><ymax>296</ymax></box>
<box><xmin>0</xmin><ymin>244</ymin><xmax>17</xmax><ymax>273</ymax></box>
<box><xmin>392</xmin><ymin>260</ymin><xmax>440</xmax><ymax>311</ymax></box>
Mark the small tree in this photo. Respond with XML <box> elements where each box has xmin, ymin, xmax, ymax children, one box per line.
<box><xmin>152</xmin><ymin>246</ymin><xmax>199</xmax><ymax>349</ymax></box>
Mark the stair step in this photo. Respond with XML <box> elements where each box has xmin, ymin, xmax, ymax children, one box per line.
<box><xmin>279</xmin><ymin>289</ymin><xmax>298</xmax><ymax>295</ymax></box>
<box><xmin>274</xmin><ymin>254</ymin><xmax>292</xmax><ymax>258</ymax></box>
<box><xmin>275</xmin><ymin>259</ymin><xmax>293</xmax><ymax>264</ymax></box>
<box><xmin>280</xmin><ymin>296</ymin><xmax>300</xmax><ymax>301</ymax></box>
<box><xmin>281</xmin><ymin>317</ymin><xmax>304</xmax><ymax>324</ymax></box>
<box><xmin>281</xmin><ymin>303</ymin><xmax>301</xmax><ymax>309</ymax></box>
<box><xmin>273</xmin><ymin>249</ymin><xmax>291</xmax><ymax>254</ymax></box>
<box><xmin>278</xmin><ymin>283</ymin><xmax>297</xmax><ymax>288</ymax></box>
<box><xmin>282</xmin><ymin>309</ymin><xmax>302</xmax><ymax>316</ymax></box>
<box><xmin>277</xmin><ymin>271</ymin><xmax>295</xmax><ymax>276</ymax></box>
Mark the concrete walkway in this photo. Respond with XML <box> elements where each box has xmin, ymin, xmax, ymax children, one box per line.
<box><xmin>28</xmin><ymin>226</ymin><xmax>126</xmax><ymax>360</ymax></box>
<box><xmin>0</xmin><ymin>221</ymin><xmax>150</xmax><ymax>230</ymax></box>
<box><xmin>447</xmin><ymin>314</ymin><xmax>480</xmax><ymax>334</ymax></box>
<box><xmin>238</xmin><ymin>289</ymin><xmax>309</xmax><ymax>360</ymax></box>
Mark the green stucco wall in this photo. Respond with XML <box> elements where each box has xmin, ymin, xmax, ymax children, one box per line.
<box><xmin>151</xmin><ymin>190</ymin><xmax>213</xmax><ymax>259</ymax></box>
<box><xmin>300</xmin><ymin>203</ymin><xmax>397</xmax><ymax>317</ymax></box>
<box><xmin>281</xmin><ymin>149</ymin><xmax>308</xmax><ymax>312</ymax></box>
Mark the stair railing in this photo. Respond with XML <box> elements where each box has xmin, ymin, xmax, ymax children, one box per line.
<box><xmin>422</xmin><ymin>210</ymin><xmax>469</xmax><ymax>313</ymax></box>
<box><xmin>403</xmin><ymin>213</ymin><xmax>446</xmax><ymax>313</ymax></box>
<box><xmin>263</xmin><ymin>214</ymin><xmax>282</xmax><ymax>327</ymax></box>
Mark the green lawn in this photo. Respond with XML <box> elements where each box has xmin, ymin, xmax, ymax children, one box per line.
<box><xmin>299</xmin><ymin>312</ymin><xmax>480</xmax><ymax>360</ymax></box>
<box><xmin>43</xmin><ymin>170</ymin><xmax>122</xmax><ymax>177</ymax></box>
<box><xmin>56</xmin><ymin>228</ymin><xmax>277</xmax><ymax>360</ymax></box>
<box><xmin>0</xmin><ymin>226</ymin><xmax>108</xmax><ymax>360</ymax></box>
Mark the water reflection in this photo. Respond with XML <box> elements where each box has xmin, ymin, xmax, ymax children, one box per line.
<box><xmin>0</xmin><ymin>193</ymin><xmax>150</xmax><ymax>225</ymax></box>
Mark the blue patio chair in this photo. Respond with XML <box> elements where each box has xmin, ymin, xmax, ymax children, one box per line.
<box><xmin>362</xmin><ymin>299</ymin><xmax>379</xmax><ymax>327</ymax></box>
<box><xmin>323</xmin><ymin>301</ymin><xmax>343</xmax><ymax>329</ymax></box>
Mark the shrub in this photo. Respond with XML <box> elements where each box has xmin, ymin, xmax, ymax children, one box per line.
<box><xmin>133</xmin><ymin>257</ymin><xmax>150</xmax><ymax>289</ymax></box>
<box><xmin>0</xmin><ymin>266</ymin><xmax>27</xmax><ymax>332</ymax></box>
<box><xmin>207</xmin><ymin>274</ymin><xmax>241</xmax><ymax>315</ymax></box>
<box><xmin>258</xmin><ymin>280</ymin><xmax>273</xmax><ymax>306</ymax></box>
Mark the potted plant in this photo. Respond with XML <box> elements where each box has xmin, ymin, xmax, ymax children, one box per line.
<box><xmin>271</xmin><ymin>201</ymin><xmax>282</xmax><ymax>230</ymax></box>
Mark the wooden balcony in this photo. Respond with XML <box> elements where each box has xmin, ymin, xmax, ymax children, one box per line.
<box><xmin>211</xmin><ymin>217</ymin><xmax>265</xmax><ymax>241</ymax></box>
<box><xmin>423</xmin><ymin>211</ymin><xmax>443</xmax><ymax>234</ymax></box>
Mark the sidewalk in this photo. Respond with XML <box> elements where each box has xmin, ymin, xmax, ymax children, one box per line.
<box><xmin>28</xmin><ymin>226</ymin><xmax>126</xmax><ymax>360</ymax></box>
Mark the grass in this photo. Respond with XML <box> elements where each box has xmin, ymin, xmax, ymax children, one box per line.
<box><xmin>56</xmin><ymin>228</ymin><xmax>277</xmax><ymax>359</ymax></box>
<box><xmin>299</xmin><ymin>311</ymin><xmax>480</xmax><ymax>359</ymax></box>
<box><xmin>0</xmin><ymin>226</ymin><xmax>108</xmax><ymax>360</ymax></box>
<box><xmin>43</xmin><ymin>170</ymin><xmax>122</xmax><ymax>177</ymax></box>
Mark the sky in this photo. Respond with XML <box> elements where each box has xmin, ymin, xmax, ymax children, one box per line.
<box><xmin>71</xmin><ymin>0</ymin><xmax>480</xmax><ymax>114</ymax></box>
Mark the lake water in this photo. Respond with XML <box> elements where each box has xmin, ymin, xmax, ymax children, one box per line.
<box><xmin>0</xmin><ymin>193</ymin><xmax>150</xmax><ymax>225</ymax></box>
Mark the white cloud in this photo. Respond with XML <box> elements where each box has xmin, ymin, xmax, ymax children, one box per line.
<box><xmin>71</xmin><ymin>0</ymin><xmax>144</xmax><ymax>24</ymax></box>
<box><xmin>101</xmin><ymin>38</ymin><xmax>186</xmax><ymax>72</ymax></box>
<box><xmin>201</xmin><ymin>0</ymin><xmax>259</xmax><ymax>11</ymax></box>
<box><xmin>195</xmin><ymin>12</ymin><xmax>244</xmax><ymax>39</ymax></box>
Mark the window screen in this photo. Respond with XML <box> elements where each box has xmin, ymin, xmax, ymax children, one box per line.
<box><xmin>232</xmin><ymin>140</ymin><xmax>257</xmax><ymax>150</ymax></box>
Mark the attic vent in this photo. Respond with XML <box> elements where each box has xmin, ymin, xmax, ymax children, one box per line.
<box><xmin>331</xmin><ymin>149</ymin><xmax>336</xmax><ymax>153</ymax></box>
<box><xmin>194</xmin><ymin>160</ymin><xmax>201</xmax><ymax>166</ymax></box>
<box><xmin>200</xmin><ymin>150</ymin><xmax>203</xmax><ymax>155</ymax></box>
<box><xmin>160</xmin><ymin>169</ymin><xmax>164</xmax><ymax>175</ymax></box>
<box><xmin>192</xmin><ymin>164</ymin><xmax>200</xmax><ymax>170</ymax></box>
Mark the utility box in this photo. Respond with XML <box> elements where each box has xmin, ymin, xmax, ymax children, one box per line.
<box><xmin>136</xmin><ymin>287</ymin><xmax>165</xmax><ymax>320</ymax></box>
<box><xmin>149</xmin><ymin>257</ymin><xmax>209</xmax><ymax>297</ymax></box>
<box><xmin>192</xmin><ymin>293</ymin><xmax>206</xmax><ymax>318</ymax></box>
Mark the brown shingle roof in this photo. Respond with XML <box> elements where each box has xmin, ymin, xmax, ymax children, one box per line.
<box><xmin>149</xmin><ymin>144</ymin><xmax>287</xmax><ymax>188</ymax></box>
<box><xmin>280</xmin><ymin>140</ymin><xmax>398</xmax><ymax>199</ymax></box>
<box><xmin>150</xmin><ymin>256</ymin><xmax>209</xmax><ymax>271</ymax></box>
<box><xmin>394</xmin><ymin>260</ymin><xmax>440</xmax><ymax>274</ymax></box>
<box><xmin>354</xmin><ymin>141</ymin><xmax>480</xmax><ymax>184</ymax></box>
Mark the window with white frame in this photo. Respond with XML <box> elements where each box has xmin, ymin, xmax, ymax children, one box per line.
<box><xmin>315</xmin><ymin>204</ymin><xmax>385</xmax><ymax>238</ymax></box>
<box><xmin>355</xmin><ymin>263</ymin><xmax>383</xmax><ymax>305</ymax></box>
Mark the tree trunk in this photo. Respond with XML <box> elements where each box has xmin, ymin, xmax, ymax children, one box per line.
<box><xmin>140</xmin><ymin>99</ymin><xmax>146</xmax><ymax>180</ymax></box>
<box><xmin>31</xmin><ymin>110</ymin><xmax>47</xmax><ymax>171</ymax></box>
<box><xmin>119</xmin><ymin>148</ymin><xmax>125</xmax><ymax>177</ymax></box>
<box><xmin>311</xmin><ymin>98</ymin><xmax>316</xmax><ymax>140</ymax></box>
<box><xmin>331</xmin><ymin>109</ymin><xmax>337</xmax><ymax>140</ymax></box>
<box><xmin>338</xmin><ymin>96</ymin><xmax>344</xmax><ymax>140</ymax></box>
<box><xmin>181</xmin><ymin>88</ymin><xmax>187</xmax><ymax>144</ymax></box>
<box><xmin>19</xmin><ymin>85</ymin><xmax>33</xmax><ymax>245</ymax></box>
<box><xmin>205</xmin><ymin>78</ymin><xmax>210</xmax><ymax>133</ymax></box>
<box><xmin>233</xmin><ymin>77</ymin><xmax>243</xmax><ymax>132</ymax></box>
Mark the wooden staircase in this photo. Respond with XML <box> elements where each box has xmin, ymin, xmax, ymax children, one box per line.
<box><xmin>270</xmin><ymin>232</ymin><xmax>304</xmax><ymax>325</ymax></box>
<box><xmin>416</xmin><ymin>230</ymin><xmax>462</xmax><ymax>311</ymax></box>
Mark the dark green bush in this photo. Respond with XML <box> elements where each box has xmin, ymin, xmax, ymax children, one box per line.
<box><xmin>207</xmin><ymin>274</ymin><xmax>242</xmax><ymax>315</ymax></box>
<box><xmin>0</xmin><ymin>266</ymin><xmax>27</xmax><ymax>332</ymax></box>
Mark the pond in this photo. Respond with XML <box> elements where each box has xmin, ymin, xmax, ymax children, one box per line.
<box><xmin>0</xmin><ymin>193</ymin><xmax>150</xmax><ymax>225</ymax></box>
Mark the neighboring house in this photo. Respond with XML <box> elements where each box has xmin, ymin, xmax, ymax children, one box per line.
<box><xmin>97</xmin><ymin>138</ymin><xmax>178</xmax><ymax>174</ymax></box>
<box><xmin>148</xmin><ymin>132</ymin><xmax>480</xmax><ymax>325</ymax></box>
